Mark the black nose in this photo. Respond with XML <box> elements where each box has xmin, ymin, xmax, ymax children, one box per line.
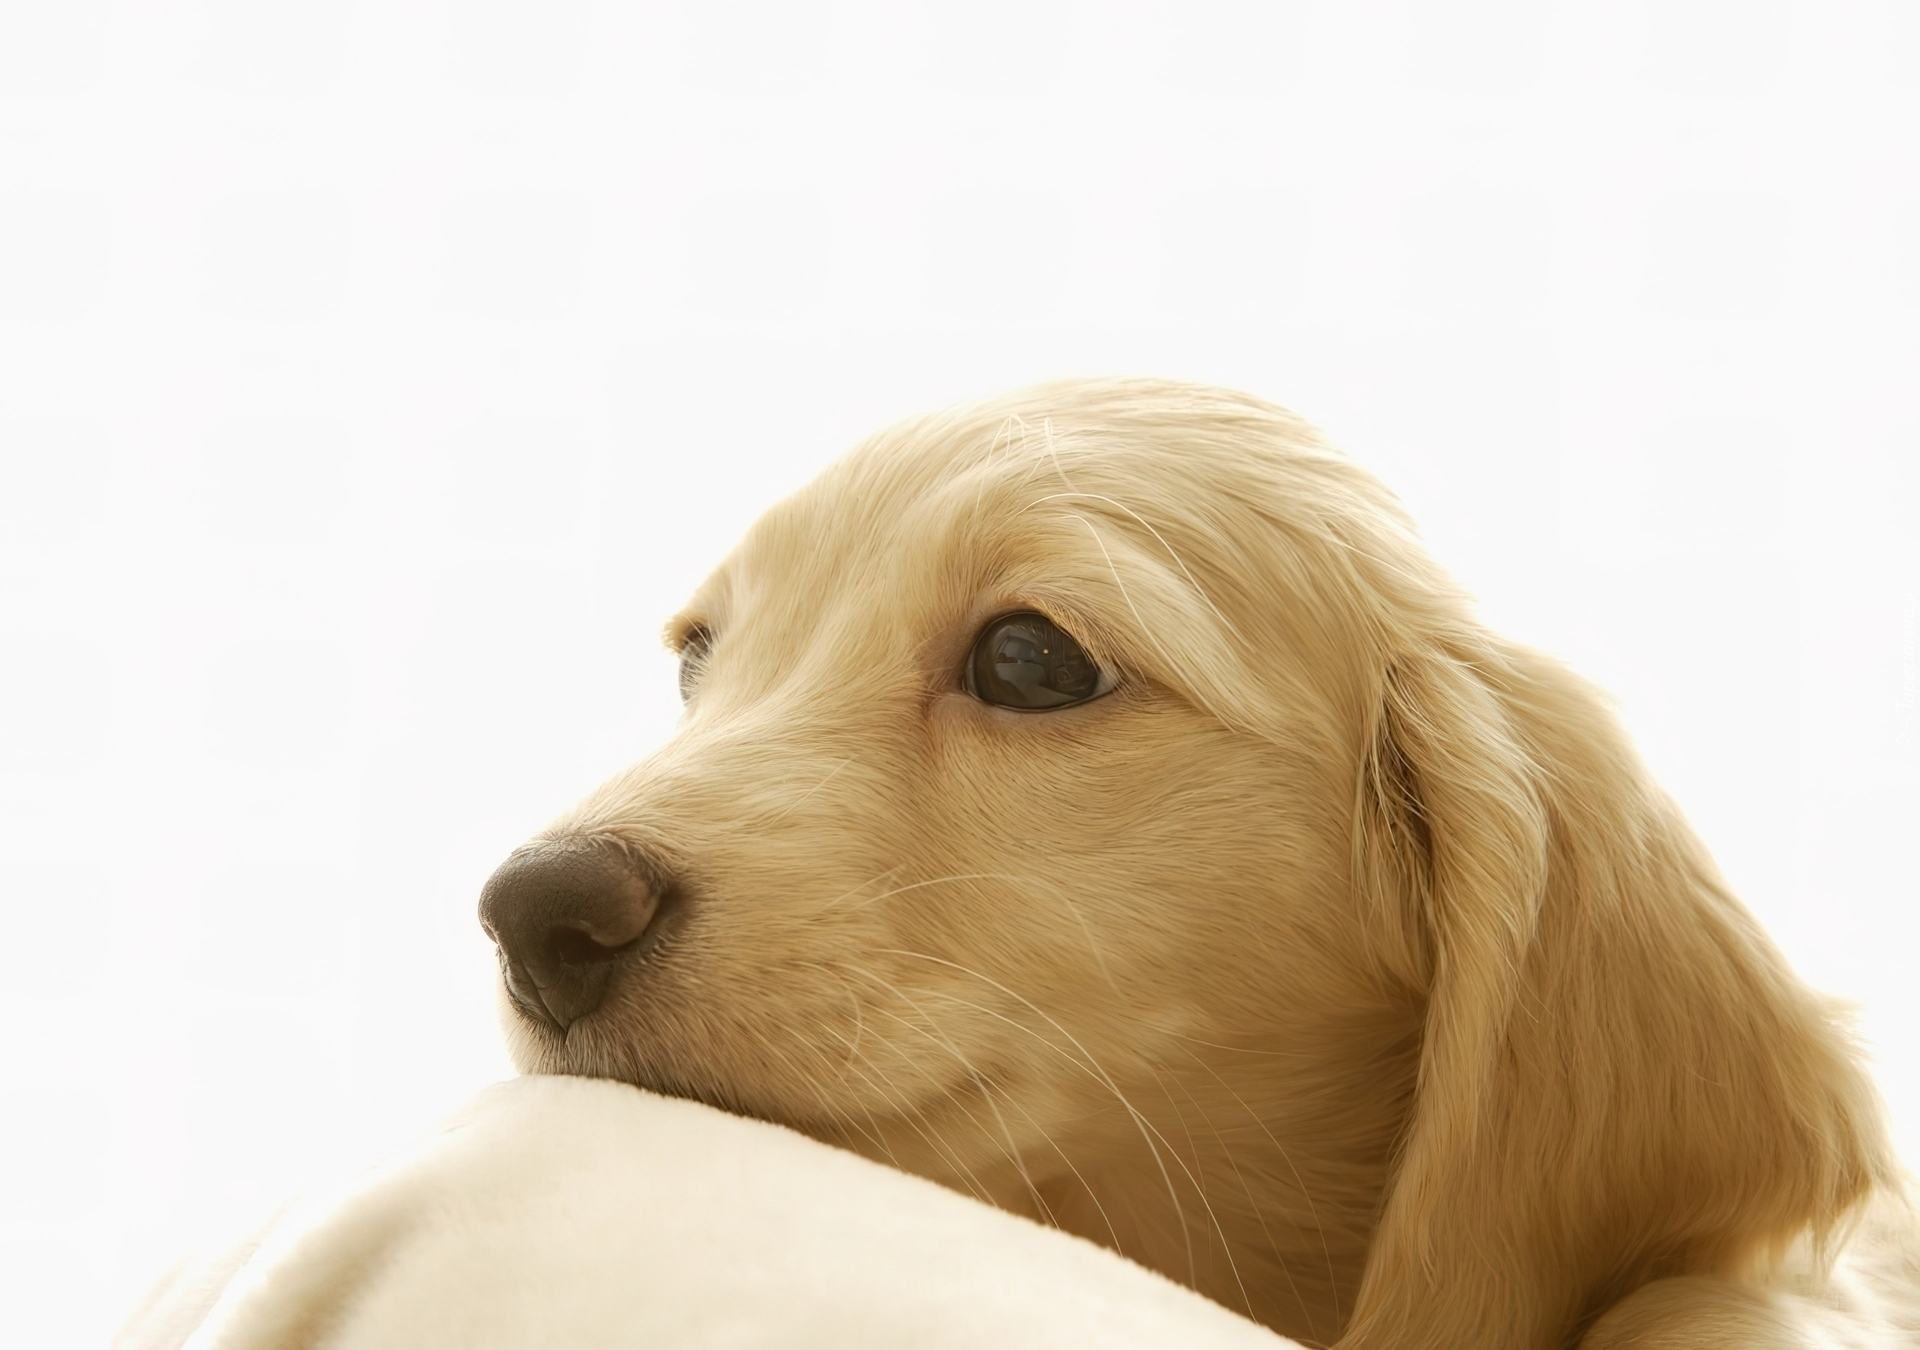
<box><xmin>478</xmin><ymin>837</ymin><xmax>662</xmax><ymax>1030</ymax></box>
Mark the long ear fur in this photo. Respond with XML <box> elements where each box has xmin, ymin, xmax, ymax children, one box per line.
<box><xmin>1341</xmin><ymin>634</ymin><xmax>1894</xmax><ymax>1350</ymax></box>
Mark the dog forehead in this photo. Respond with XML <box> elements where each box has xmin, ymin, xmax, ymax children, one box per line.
<box><xmin>708</xmin><ymin>428</ymin><xmax>1035</xmax><ymax>625</ymax></box>
<box><xmin>722</xmin><ymin>474</ymin><xmax>949</xmax><ymax>622</ymax></box>
<box><xmin>716</xmin><ymin>461</ymin><xmax>1146</xmax><ymax>655</ymax></box>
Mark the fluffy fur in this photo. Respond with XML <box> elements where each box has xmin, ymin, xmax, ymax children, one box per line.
<box><xmin>508</xmin><ymin>379</ymin><xmax>1917</xmax><ymax>1348</ymax></box>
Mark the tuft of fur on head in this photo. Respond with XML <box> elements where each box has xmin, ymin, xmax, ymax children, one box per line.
<box><xmin>503</xmin><ymin>379</ymin><xmax>1898</xmax><ymax>1349</ymax></box>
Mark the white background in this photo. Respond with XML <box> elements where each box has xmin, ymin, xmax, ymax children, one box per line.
<box><xmin>2</xmin><ymin>3</ymin><xmax>1916</xmax><ymax>1345</ymax></box>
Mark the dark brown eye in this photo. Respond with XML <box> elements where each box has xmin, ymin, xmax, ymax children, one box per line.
<box><xmin>678</xmin><ymin>627</ymin><xmax>712</xmax><ymax>702</ymax></box>
<box><xmin>967</xmin><ymin>612</ymin><xmax>1107</xmax><ymax>711</ymax></box>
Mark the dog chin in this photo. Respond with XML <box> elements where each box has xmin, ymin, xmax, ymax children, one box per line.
<box><xmin>495</xmin><ymin>989</ymin><xmax>617</xmax><ymax>1080</ymax></box>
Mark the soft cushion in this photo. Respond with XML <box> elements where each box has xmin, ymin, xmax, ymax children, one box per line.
<box><xmin>124</xmin><ymin>1075</ymin><xmax>1297</xmax><ymax>1349</ymax></box>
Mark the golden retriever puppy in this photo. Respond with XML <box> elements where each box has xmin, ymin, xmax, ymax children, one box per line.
<box><xmin>479</xmin><ymin>379</ymin><xmax>1918</xmax><ymax>1348</ymax></box>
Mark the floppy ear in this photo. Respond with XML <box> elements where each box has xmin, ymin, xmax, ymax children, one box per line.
<box><xmin>1340</xmin><ymin>637</ymin><xmax>1892</xmax><ymax>1350</ymax></box>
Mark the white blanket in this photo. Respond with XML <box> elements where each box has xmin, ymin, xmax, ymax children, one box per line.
<box><xmin>122</xmin><ymin>1075</ymin><xmax>1297</xmax><ymax>1349</ymax></box>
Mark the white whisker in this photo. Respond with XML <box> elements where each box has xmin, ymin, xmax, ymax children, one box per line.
<box><xmin>759</xmin><ymin>758</ymin><xmax>851</xmax><ymax>827</ymax></box>
<box><xmin>838</xmin><ymin>1040</ymin><xmax>998</xmax><ymax>1208</ymax></box>
<box><xmin>1142</xmin><ymin>1057</ymin><xmax>1250</xmax><ymax>1304</ymax></box>
<box><xmin>1176</xmin><ymin>1043</ymin><xmax>1342</xmax><ymax>1331</ymax></box>
<box><xmin>816</xmin><ymin>872</ymin><xmax>1018</xmax><ymax>917</ymax></box>
<box><xmin>847</xmin><ymin>972</ymin><xmax>1049</xmax><ymax>1219</ymax></box>
<box><xmin>874</xmin><ymin>947</ymin><xmax>1199</xmax><ymax>1282</ymax></box>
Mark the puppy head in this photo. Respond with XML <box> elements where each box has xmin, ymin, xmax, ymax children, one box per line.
<box><xmin>482</xmin><ymin>381</ymin><xmax>1425</xmax><ymax>1186</ymax></box>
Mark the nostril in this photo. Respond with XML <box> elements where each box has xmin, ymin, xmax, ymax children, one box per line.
<box><xmin>543</xmin><ymin>924</ymin><xmax>635</xmax><ymax>968</ymax></box>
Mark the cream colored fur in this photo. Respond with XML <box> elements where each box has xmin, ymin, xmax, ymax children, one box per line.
<box><xmin>494</xmin><ymin>379</ymin><xmax>1917</xmax><ymax>1348</ymax></box>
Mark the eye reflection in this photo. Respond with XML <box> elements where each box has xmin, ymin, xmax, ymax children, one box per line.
<box><xmin>968</xmin><ymin>612</ymin><xmax>1103</xmax><ymax>711</ymax></box>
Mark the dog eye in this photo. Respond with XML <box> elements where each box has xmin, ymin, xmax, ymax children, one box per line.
<box><xmin>678</xmin><ymin>627</ymin><xmax>712</xmax><ymax>702</ymax></box>
<box><xmin>966</xmin><ymin>612</ymin><xmax>1109</xmax><ymax>711</ymax></box>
